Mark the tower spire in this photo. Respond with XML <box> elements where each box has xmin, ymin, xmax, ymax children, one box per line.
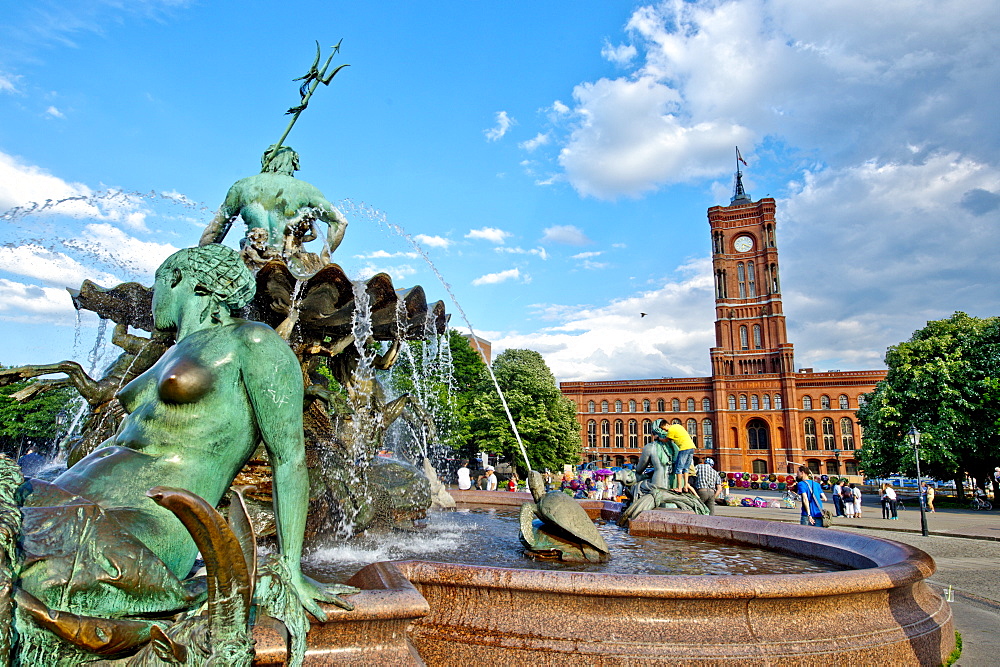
<box><xmin>731</xmin><ymin>146</ymin><xmax>750</xmax><ymax>203</ymax></box>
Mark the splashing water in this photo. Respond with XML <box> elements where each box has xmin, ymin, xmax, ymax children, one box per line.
<box><xmin>339</xmin><ymin>199</ymin><xmax>533</xmax><ymax>473</ymax></box>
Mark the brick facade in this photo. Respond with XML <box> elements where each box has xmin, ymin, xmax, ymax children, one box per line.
<box><xmin>559</xmin><ymin>190</ymin><xmax>885</xmax><ymax>478</ymax></box>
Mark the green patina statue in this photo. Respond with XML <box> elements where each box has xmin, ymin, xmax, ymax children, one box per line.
<box><xmin>519</xmin><ymin>471</ymin><xmax>610</xmax><ymax>563</ymax></box>
<box><xmin>14</xmin><ymin>244</ymin><xmax>357</xmax><ymax>663</ymax></box>
<box><xmin>198</xmin><ymin>145</ymin><xmax>348</xmax><ymax>273</ymax></box>
<box><xmin>616</xmin><ymin>419</ymin><xmax>709</xmax><ymax>526</ymax></box>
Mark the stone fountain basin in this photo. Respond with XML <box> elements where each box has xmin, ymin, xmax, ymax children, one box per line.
<box><xmin>254</xmin><ymin>495</ymin><xmax>954</xmax><ymax>665</ymax></box>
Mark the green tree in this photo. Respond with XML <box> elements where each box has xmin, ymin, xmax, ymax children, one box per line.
<box><xmin>856</xmin><ymin>312</ymin><xmax>1000</xmax><ymax>498</ymax></box>
<box><xmin>0</xmin><ymin>368</ymin><xmax>76</xmax><ymax>458</ymax></box>
<box><xmin>463</xmin><ymin>348</ymin><xmax>581</xmax><ymax>474</ymax></box>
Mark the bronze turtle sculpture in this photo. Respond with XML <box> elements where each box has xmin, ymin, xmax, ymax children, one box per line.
<box><xmin>518</xmin><ymin>471</ymin><xmax>610</xmax><ymax>563</ymax></box>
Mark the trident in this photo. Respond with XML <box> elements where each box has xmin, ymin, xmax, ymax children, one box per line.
<box><xmin>265</xmin><ymin>40</ymin><xmax>349</xmax><ymax>168</ymax></box>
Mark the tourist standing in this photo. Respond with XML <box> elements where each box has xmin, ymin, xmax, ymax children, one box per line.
<box><xmin>842</xmin><ymin>483</ymin><xmax>856</xmax><ymax>518</ymax></box>
<box><xmin>851</xmin><ymin>483</ymin><xmax>863</xmax><ymax>518</ymax></box>
<box><xmin>796</xmin><ymin>469</ymin><xmax>826</xmax><ymax>527</ymax></box>
<box><xmin>692</xmin><ymin>457</ymin><xmax>723</xmax><ymax>515</ymax></box>
<box><xmin>661</xmin><ymin>422</ymin><xmax>696</xmax><ymax>493</ymax></box>
<box><xmin>456</xmin><ymin>459</ymin><xmax>472</xmax><ymax>490</ymax></box>
<box><xmin>832</xmin><ymin>479</ymin><xmax>845</xmax><ymax>517</ymax></box>
<box><xmin>884</xmin><ymin>483</ymin><xmax>898</xmax><ymax>519</ymax></box>
<box><xmin>923</xmin><ymin>482</ymin><xmax>936</xmax><ymax>512</ymax></box>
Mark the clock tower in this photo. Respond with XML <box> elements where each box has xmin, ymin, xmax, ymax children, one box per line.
<box><xmin>707</xmin><ymin>160</ymin><xmax>794</xmax><ymax>378</ymax></box>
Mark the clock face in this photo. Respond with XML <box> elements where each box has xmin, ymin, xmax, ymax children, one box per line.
<box><xmin>734</xmin><ymin>235</ymin><xmax>754</xmax><ymax>253</ymax></box>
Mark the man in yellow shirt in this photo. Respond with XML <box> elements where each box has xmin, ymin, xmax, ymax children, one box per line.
<box><xmin>664</xmin><ymin>423</ymin><xmax>696</xmax><ymax>493</ymax></box>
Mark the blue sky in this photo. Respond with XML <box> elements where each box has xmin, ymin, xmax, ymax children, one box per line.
<box><xmin>1</xmin><ymin>0</ymin><xmax>998</xmax><ymax>382</ymax></box>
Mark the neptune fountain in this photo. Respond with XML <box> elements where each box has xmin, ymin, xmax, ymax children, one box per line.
<box><xmin>0</xmin><ymin>42</ymin><xmax>956</xmax><ymax>665</ymax></box>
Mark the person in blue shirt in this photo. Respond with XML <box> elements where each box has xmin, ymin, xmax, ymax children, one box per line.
<box><xmin>795</xmin><ymin>468</ymin><xmax>827</xmax><ymax>527</ymax></box>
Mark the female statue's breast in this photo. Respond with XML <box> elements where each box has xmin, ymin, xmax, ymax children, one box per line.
<box><xmin>157</xmin><ymin>355</ymin><xmax>215</xmax><ymax>404</ymax></box>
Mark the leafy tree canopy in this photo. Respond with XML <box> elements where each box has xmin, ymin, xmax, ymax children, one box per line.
<box><xmin>0</xmin><ymin>367</ymin><xmax>76</xmax><ymax>458</ymax></box>
<box><xmin>856</xmin><ymin>312</ymin><xmax>1000</xmax><ymax>491</ymax></box>
<box><xmin>462</xmin><ymin>348</ymin><xmax>580</xmax><ymax>474</ymax></box>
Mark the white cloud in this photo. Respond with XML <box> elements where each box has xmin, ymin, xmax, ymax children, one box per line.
<box><xmin>354</xmin><ymin>249</ymin><xmax>419</xmax><ymax>260</ymax></box>
<box><xmin>0</xmin><ymin>278</ymin><xmax>78</xmax><ymax>324</ymax></box>
<box><xmin>601</xmin><ymin>40</ymin><xmax>637</xmax><ymax>65</ymax></box>
<box><xmin>558</xmin><ymin>75</ymin><xmax>752</xmax><ymax>199</ymax></box>
<box><xmin>0</xmin><ymin>151</ymin><xmax>93</xmax><ymax>213</ymax></box>
<box><xmin>519</xmin><ymin>132</ymin><xmax>550</xmax><ymax>152</ymax></box>
<box><xmin>62</xmin><ymin>223</ymin><xmax>179</xmax><ymax>279</ymax></box>
<box><xmin>0</xmin><ymin>72</ymin><xmax>19</xmax><ymax>94</ymax></box>
<box><xmin>0</xmin><ymin>245</ymin><xmax>119</xmax><ymax>287</ymax></box>
<box><xmin>495</xmin><ymin>246</ymin><xmax>548</xmax><ymax>260</ymax></box>
<box><xmin>466</xmin><ymin>227</ymin><xmax>512</xmax><ymax>244</ymax></box>
<box><xmin>491</xmin><ymin>258</ymin><xmax>715</xmax><ymax>381</ymax></box>
<box><xmin>413</xmin><ymin>234</ymin><xmax>452</xmax><ymax>249</ymax></box>
<box><xmin>546</xmin><ymin>0</ymin><xmax>1000</xmax><ymax>199</ymax></box>
<box><xmin>484</xmin><ymin>111</ymin><xmax>515</xmax><ymax>142</ymax></box>
<box><xmin>45</xmin><ymin>106</ymin><xmax>65</xmax><ymax>119</ymax></box>
<box><xmin>778</xmin><ymin>151</ymin><xmax>1000</xmax><ymax>370</ymax></box>
<box><xmin>355</xmin><ymin>263</ymin><xmax>418</xmax><ymax>282</ymax></box>
<box><xmin>571</xmin><ymin>251</ymin><xmax>602</xmax><ymax>259</ymax></box>
<box><xmin>472</xmin><ymin>268</ymin><xmax>525</xmax><ymax>286</ymax></box>
<box><xmin>541</xmin><ymin>225</ymin><xmax>591</xmax><ymax>245</ymax></box>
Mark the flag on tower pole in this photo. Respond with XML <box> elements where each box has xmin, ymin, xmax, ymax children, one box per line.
<box><xmin>737</xmin><ymin>146</ymin><xmax>748</xmax><ymax>167</ymax></box>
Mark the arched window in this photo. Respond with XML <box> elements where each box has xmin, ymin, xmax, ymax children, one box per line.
<box><xmin>774</xmin><ymin>394</ymin><xmax>782</xmax><ymax>409</ymax></box>
<box><xmin>587</xmin><ymin>401</ymin><xmax>595</xmax><ymax>413</ymax></box>
<box><xmin>747</xmin><ymin>261</ymin><xmax>756</xmax><ymax>297</ymax></box>
<box><xmin>686</xmin><ymin>418</ymin><xmax>697</xmax><ymax>440</ymax></box>
<box><xmin>685</xmin><ymin>398</ymin><xmax>694</xmax><ymax>411</ymax></box>
<box><xmin>643</xmin><ymin>399</ymin><xmax>651</xmax><ymax>412</ymax></box>
<box><xmin>747</xmin><ymin>418</ymin><xmax>769</xmax><ymax>449</ymax></box>
<box><xmin>642</xmin><ymin>419</ymin><xmax>652</xmax><ymax>444</ymax></box>
<box><xmin>728</xmin><ymin>395</ymin><xmax>737</xmax><ymax>410</ymax></box>
<box><xmin>614</xmin><ymin>420</ymin><xmax>624</xmax><ymax>448</ymax></box>
<box><xmin>802</xmin><ymin>395</ymin><xmax>813</xmax><ymax>410</ymax></box>
<box><xmin>822</xmin><ymin>417</ymin><xmax>835</xmax><ymax>449</ymax></box>
<box><xmin>586</xmin><ymin>420</ymin><xmax>596</xmax><ymax>447</ymax></box>
<box><xmin>804</xmin><ymin>418</ymin><xmax>817</xmax><ymax>450</ymax></box>
<box><xmin>845</xmin><ymin>460</ymin><xmax>859</xmax><ymax>476</ymax></box>
<box><xmin>752</xmin><ymin>459</ymin><xmax>768</xmax><ymax>474</ymax></box>
<box><xmin>600</xmin><ymin>420</ymin><xmax>610</xmax><ymax>447</ymax></box>
<box><xmin>628</xmin><ymin>420</ymin><xmax>638</xmax><ymax>448</ymax></box>
<box><xmin>614</xmin><ymin>400</ymin><xmax>622</xmax><ymax>413</ymax></box>
<box><xmin>751</xmin><ymin>394</ymin><xmax>760</xmax><ymax>410</ymax></box>
<box><xmin>702</xmin><ymin>397</ymin><xmax>711</xmax><ymax>411</ymax></box>
<box><xmin>737</xmin><ymin>262</ymin><xmax>747</xmax><ymax>298</ymax></box>
<box><xmin>702</xmin><ymin>419</ymin><xmax>713</xmax><ymax>448</ymax></box>
<box><xmin>601</xmin><ymin>400</ymin><xmax>609</xmax><ymax>413</ymax></box>
<box><xmin>839</xmin><ymin>394</ymin><xmax>849</xmax><ymax>410</ymax></box>
<box><xmin>657</xmin><ymin>398</ymin><xmax>666</xmax><ymax>412</ymax></box>
<box><xmin>739</xmin><ymin>394</ymin><xmax>748</xmax><ymax>410</ymax></box>
<box><xmin>762</xmin><ymin>394</ymin><xmax>771</xmax><ymax>410</ymax></box>
<box><xmin>628</xmin><ymin>399</ymin><xmax>636</xmax><ymax>412</ymax></box>
<box><xmin>841</xmin><ymin>418</ymin><xmax>856</xmax><ymax>450</ymax></box>
<box><xmin>739</xmin><ymin>325</ymin><xmax>749</xmax><ymax>350</ymax></box>
<box><xmin>752</xmin><ymin>324</ymin><xmax>762</xmax><ymax>349</ymax></box>
<box><xmin>671</xmin><ymin>418</ymin><xmax>682</xmax><ymax>425</ymax></box>
<box><xmin>820</xmin><ymin>395</ymin><xmax>831</xmax><ymax>410</ymax></box>
<box><xmin>671</xmin><ymin>398</ymin><xmax>680</xmax><ymax>412</ymax></box>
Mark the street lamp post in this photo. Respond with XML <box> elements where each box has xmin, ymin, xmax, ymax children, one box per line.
<box><xmin>832</xmin><ymin>448</ymin><xmax>842</xmax><ymax>475</ymax></box>
<box><xmin>909</xmin><ymin>426</ymin><xmax>929</xmax><ymax>537</ymax></box>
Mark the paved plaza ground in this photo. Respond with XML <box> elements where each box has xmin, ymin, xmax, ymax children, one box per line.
<box><xmin>713</xmin><ymin>492</ymin><xmax>1000</xmax><ymax>666</ymax></box>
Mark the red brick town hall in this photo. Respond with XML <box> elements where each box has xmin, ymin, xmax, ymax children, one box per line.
<box><xmin>559</xmin><ymin>170</ymin><xmax>884</xmax><ymax>480</ymax></box>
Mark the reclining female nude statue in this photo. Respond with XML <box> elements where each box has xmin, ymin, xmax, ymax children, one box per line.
<box><xmin>14</xmin><ymin>244</ymin><xmax>356</xmax><ymax>662</ymax></box>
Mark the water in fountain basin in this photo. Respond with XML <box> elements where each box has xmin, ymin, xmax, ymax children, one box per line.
<box><xmin>305</xmin><ymin>505</ymin><xmax>848</xmax><ymax>584</ymax></box>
